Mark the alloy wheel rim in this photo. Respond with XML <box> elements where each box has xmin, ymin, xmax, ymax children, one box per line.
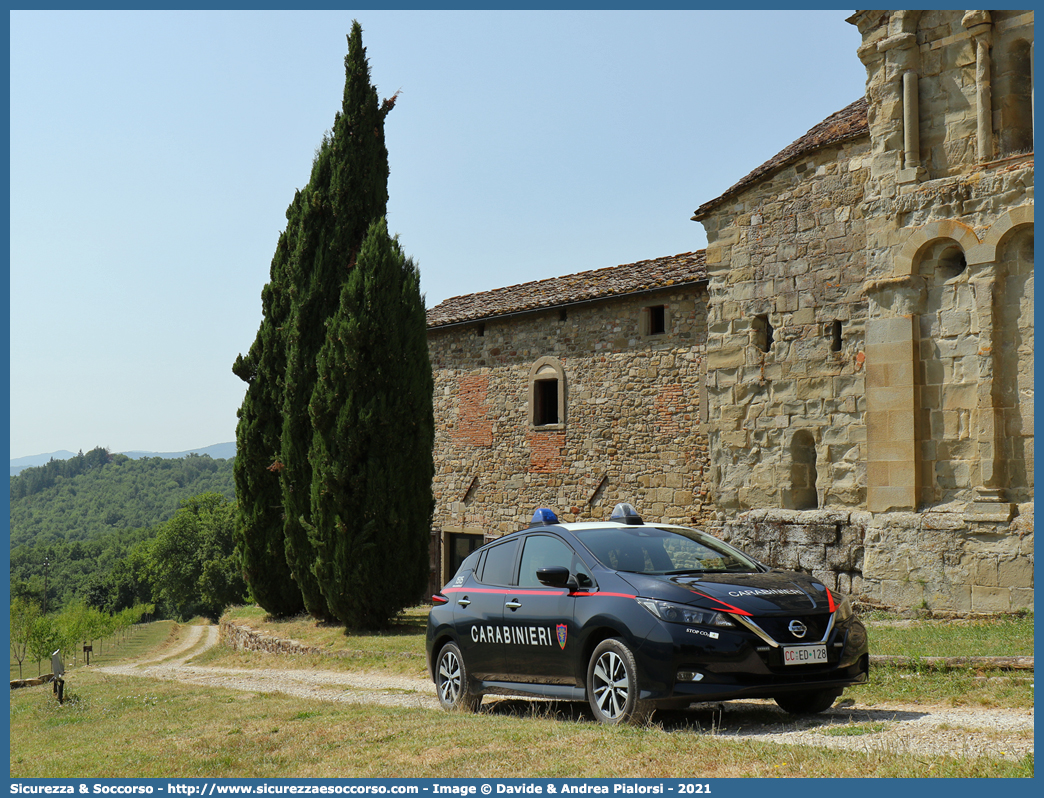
<box><xmin>438</xmin><ymin>650</ymin><xmax>462</xmax><ymax>704</ymax></box>
<box><xmin>592</xmin><ymin>650</ymin><xmax>629</xmax><ymax>719</ymax></box>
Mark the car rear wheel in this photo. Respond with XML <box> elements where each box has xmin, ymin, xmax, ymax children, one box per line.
<box><xmin>435</xmin><ymin>642</ymin><xmax>481</xmax><ymax>712</ymax></box>
<box><xmin>587</xmin><ymin>638</ymin><xmax>652</xmax><ymax>725</ymax></box>
<box><xmin>774</xmin><ymin>689</ymin><xmax>839</xmax><ymax>715</ymax></box>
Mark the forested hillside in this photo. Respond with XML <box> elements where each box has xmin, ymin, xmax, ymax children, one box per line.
<box><xmin>10</xmin><ymin>448</ymin><xmax>240</xmax><ymax>618</ymax></box>
<box><xmin>9</xmin><ymin>447</ymin><xmax>235</xmax><ymax>548</ymax></box>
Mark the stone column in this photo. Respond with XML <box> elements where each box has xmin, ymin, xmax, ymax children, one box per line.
<box><xmin>900</xmin><ymin>71</ymin><xmax>926</xmax><ymax>183</ymax></box>
<box><xmin>964</xmin><ymin>254</ymin><xmax>1015</xmax><ymax>523</ymax></box>
<box><xmin>963</xmin><ymin>11</ymin><xmax>994</xmax><ymax>163</ymax></box>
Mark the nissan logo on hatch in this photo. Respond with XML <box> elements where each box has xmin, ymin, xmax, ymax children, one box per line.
<box><xmin>788</xmin><ymin>620</ymin><xmax>808</xmax><ymax>639</ymax></box>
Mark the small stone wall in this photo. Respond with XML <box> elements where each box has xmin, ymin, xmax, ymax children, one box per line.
<box><xmin>10</xmin><ymin>674</ymin><xmax>54</xmax><ymax>689</ymax></box>
<box><xmin>219</xmin><ymin>620</ymin><xmax>323</xmax><ymax>657</ymax></box>
<box><xmin>710</xmin><ymin>509</ymin><xmax>867</xmax><ymax>596</ymax></box>
<box><xmin>710</xmin><ymin>505</ymin><xmax>1033</xmax><ymax>613</ymax></box>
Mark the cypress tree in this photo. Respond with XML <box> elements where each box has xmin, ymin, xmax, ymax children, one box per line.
<box><xmin>231</xmin><ymin>200</ymin><xmax>305</xmax><ymax>617</ymax></box>
<box><xmin>309</xmin><ymin>218</ymin><xmax>434</xmax><ymax>629</ymax></box>
<box><xmin>278</xmin><ymin>21</ymin><xmax>395</xmax><ymax>619</ymax></box>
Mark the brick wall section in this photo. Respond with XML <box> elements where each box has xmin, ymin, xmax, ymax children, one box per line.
<box><xmin>429</xmin><ymin>287</ymin><xmax>711</xmax><ymax>536</ymax></box>
<box><xmin>654</xmin><ymin>384</ymin><xmax>684</xmax><ymax>438</ymax></box>
<box><xmin>450</xmin><ymin>375</ymin><xmax>493</xmax><ymax>447</ymax></box>
<box><xmin>527</xmin><ymin>429</ymin><xmax>565</xmax><ymax>473</ymax></box>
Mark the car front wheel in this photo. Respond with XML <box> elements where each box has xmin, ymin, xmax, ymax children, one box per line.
<box><xmin>435</xmin><ymin>642</ymin><xmax>481</xmax><ymax>712</ymax></box>
<box><xmin>774</xmin><ymin>689</ymin><xmax>839</xmax><ymax>715</ymax></box>
<box><xmin>586</xmin><ymin>638</ymin><xmax>652</xmax><ymax>725</ymax></box>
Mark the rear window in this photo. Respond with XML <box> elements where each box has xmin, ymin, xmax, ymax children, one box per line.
<box><xmin>478</xmin><ymin>538</ymin><xmax>520</xmax><ymax>585</ymax></box>
<box><xmin>576</xmin><ymin>526</ymin><xmax>759</xmax><ymax>575</ymax></box>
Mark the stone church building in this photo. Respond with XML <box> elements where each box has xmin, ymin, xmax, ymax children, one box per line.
<box><xmin>425</xmin><ymin>10</ymin><xmax>1033</xmax><ymax>613</ymax></box>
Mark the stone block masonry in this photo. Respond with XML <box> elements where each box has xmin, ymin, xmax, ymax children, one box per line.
<box><xmin>424</xmin><ymin>11</ymin><xmax>1032</xmax><ymax>613</ymax></box>
<box><xmin>429</xmin><ymin>287</ymin><xmax>711</xmax><ymax>538</ymax></box>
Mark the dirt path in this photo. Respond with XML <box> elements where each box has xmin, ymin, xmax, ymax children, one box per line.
<box><xmin>96</xmin><ymin>623</ymin><xmax>1033</xmax><ymax>762</ymax></box>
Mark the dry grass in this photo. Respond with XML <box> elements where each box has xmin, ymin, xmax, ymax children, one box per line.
<box><xmin>11</xmin><ymin>608</ymin><xmax>1033</xmax><ymax>778</ymax></box>
<box><xmin>9</xmin><ymin>670</ymin><xmax>1033</xmax><ymax>779</ymax></box>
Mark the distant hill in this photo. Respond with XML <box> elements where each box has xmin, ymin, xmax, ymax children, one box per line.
<box><xmin>9</xmin><ymin>447</ymin><xmax>236</xmax><ymax>549</ymax></box>
<box><xmin>10</xmin><ymin>450</ymin><xmax>78</xmax><ymax>475</ymax></box>
<box><xmin>10</xmin><ymin>442</ymin><xmax>236</xmax><ymax>476</ymax></box>
<box><xmin>120</xmin><ymin>442</ymin><xmax>236</xmax><ymax>461</ymax></box>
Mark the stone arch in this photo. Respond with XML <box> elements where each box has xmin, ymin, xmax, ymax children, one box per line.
<box><xmin>909</xmin><ymin>231</ymin><xmax>979</xmax><ymax>507</ymax></box>
<box><xmin>967</xmin><ymin>205</ymin><xmax>1035</xmax><ymax>265</ymax></box>
<box><xmin>528</xmin><ymin>356</ymin><xmax>566</xmax><ymax>428</ymax></box>
<box><xmin>893</xmin><ymin>220</ymin><xmax>981</xmax><ymax>277</ymax></box>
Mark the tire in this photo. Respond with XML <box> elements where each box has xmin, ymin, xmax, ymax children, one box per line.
<box><xmin>435</xmin><ymin>642</ymin><xmax>481</xmax><ymax>712</ymax></box>
<box><xmin>586</xmin><ymin>638</ymin><xmax>653</xmax><ymax>725</ymax></box>
<box><xmin>774</xmin><ymin>689</ymin><xmax>839</xmax><ymax>715</ymax></box>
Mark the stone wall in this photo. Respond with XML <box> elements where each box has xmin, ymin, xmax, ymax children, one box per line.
<box><xmin>699</xmin><ymin>136</ymin><xmax>872</xmax><ymax>514</ymax></box>
<box><xmin>219</xmin><ymin>619</ymin><xmax>323</xmax><ymax>657</ymax></box>
<box><xmin>710</xmin><ymin>503</ymin><xmax>1033</xmax><ymax>613</ymax></box>
<box><xmin>692</xmin><ymin>10</ymin><xmax>1034</xmax><ymax>612</ymax></box>
<box><xmin>709</xmin><ymin>509</ymin><xmax>867</xmax><ymax>597</ymax></box>
<box><xmin>429</xmin><ymin>285</ymin><xmax>711</xmax><ymax>550</ymax></box>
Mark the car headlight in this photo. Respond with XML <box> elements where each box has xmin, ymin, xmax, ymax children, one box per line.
<box><xmin>833</xmin><ymin>594</ymin><xmax>854</xmax><ymax>622</ymax></box>
<box><xmin>636</xmin><ymin>597</ymin><xmax>735</xmax><ymax>627</ymax></box>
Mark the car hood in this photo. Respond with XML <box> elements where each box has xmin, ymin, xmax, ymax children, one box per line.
<box><xmin>617</xmin><ymin>569</ymin><xmax>834</xmax><ymax>616</ymax></box>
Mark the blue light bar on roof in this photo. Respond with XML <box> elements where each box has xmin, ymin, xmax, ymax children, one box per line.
<box><xmin>530</xmin><ymin>508</ymin><xmax>560</xmax><ymax>527</ymax></box>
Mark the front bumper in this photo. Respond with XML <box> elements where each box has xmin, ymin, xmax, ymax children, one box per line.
<box><xmin>632</xmin><ymin>615</ymin><xmax>870</xmax><ymax>702</ymax></box>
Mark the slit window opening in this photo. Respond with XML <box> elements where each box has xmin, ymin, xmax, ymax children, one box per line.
<box><xmin>754</xmin><ymin>314</ymin><xmax>774</xmax><ymax>353</ymax></box>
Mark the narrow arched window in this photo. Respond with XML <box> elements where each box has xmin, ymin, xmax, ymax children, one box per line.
<box><xmin>529</xmin><ymin>356</ymin><xmax>566</xmax><ymax>429</ymax></box>
<box><xmin>999</xmin><ymin>39</ymin><xmax>1033</xmax><ymax>156</ymax></box>
<box><xmin>788</xmin><ymin>430</ymin><xmax>819</xmax><ymax>510</ymax></box>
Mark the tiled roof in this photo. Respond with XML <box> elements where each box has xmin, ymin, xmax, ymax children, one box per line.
<box><xmin>692</xmin><ymin>97</ymin><xmax>869</xmax><ymax>220</ymax></box>
<box><xmin>427</xmin><ymin>251</ymin><xmax>706</xmax><ymax>328</ymax></box>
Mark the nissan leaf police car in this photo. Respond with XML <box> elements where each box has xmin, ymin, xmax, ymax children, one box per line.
<box><xmin>426</xmin><ymin>503</ymin><xmax>869</xmax><ymax>725</ymax></box>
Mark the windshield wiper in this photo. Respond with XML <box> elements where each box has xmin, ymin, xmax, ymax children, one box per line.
<box><xmin>664</xmin><ymin>568</ymin><xmax>708</xmax><ymax>575</ymax></box>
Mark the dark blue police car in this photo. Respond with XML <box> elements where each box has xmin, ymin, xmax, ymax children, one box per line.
<box><xmin>426</xmin><ymin>503</ymin><xmax>869</xmax><ymax>724</ymax></box>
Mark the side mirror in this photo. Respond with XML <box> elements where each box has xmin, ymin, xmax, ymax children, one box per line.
<box><xmin>536</xmin><ymin>566</ymin><xmax>575</xmax><ymax>589</ymax></box>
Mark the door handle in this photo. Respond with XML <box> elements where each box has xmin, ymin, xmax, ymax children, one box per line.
<box><xmin>505</xmin><ymin>599</ymin><xmax>522</xmax><ymax>610</ymax></box>
<box><xmin>457</xmin><ymin>597</ymin><xmax>471</xmax><ymax>607</ymax></box>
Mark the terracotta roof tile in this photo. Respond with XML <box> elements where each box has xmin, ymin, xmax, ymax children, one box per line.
<box><xmin>692</xmin><ymin>97</ymin><xmax>869</xmax><ymax>220</ymax></box>
<box><xmin>427</xmin><ymin>251</ymin><xmax>706</xmax><ymax>328</ymax></box>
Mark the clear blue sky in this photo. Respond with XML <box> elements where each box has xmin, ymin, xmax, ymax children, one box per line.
<box><xmin>9</xmin><ymin>9</ymin><xmax>866</xmax><ymax>459</ymax></box>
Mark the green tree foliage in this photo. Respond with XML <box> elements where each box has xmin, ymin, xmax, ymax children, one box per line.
<box><xmin>10</xmin><ymin>447</ymin><xmax>115</xmax><ymax>500</ymax></box>
<box><xmin>234</xmin><ymin>21</ymin><xmax>399</xmax><ymax>621</ymax></box>
<box><xmin>11</xmin><ymin>526</ymin><xmax>156</xmax><ymax>614</ymax></box>
<box><xmin>149</xmin><ymin>493</ymin><xmax>247</xmax><ymax>620</ymax></box>
<box><xmin>10</xmin><ymin>597</ymin><xmax>40</xmax><ymax>679</ymax></box>
<box><xmin>309</xmin><ymin>219</ymin><xmax>434</xmax><ymax>628</ymax></box>
<box><xmin>28</xmin><ymin>614</ymin><xmax>64</xmax><ymax>677</ymax></box>
<box><xmin>9</xmin><ymin>450</ymin><xmax>234</xmax><ymax>549</ymax></box>
<box><xmin>231</xmin><ymin>198</ymin><xmax>305</xmax><ymax>617</ymax></box>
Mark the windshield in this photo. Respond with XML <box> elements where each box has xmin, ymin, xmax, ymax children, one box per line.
<box><xmin>576</xmin><ymin>525</ymin><xmax>761</xmax><ymax>575</ymax></box>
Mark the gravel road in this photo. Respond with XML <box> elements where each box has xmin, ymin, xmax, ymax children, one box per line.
<box><xmin>96</xmin><ymin>623</ymin><xmax>1034</xmax><ymax>763</ymax></box>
